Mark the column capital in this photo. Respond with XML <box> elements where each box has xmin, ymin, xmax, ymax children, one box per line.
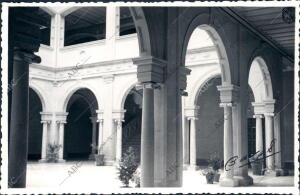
<box><xmin>112</xmin><ymin>109</ymin><xmax>126</xmax><ymax>121</ymax></box>
<box><xmin>41</xmin><ymin>120</ymin><xmax>51</xmax><ymax>124</ymax></box>
<box><xmin>217</xmin><ymin>84</ymin><xmax>240</xmax><ymax>104</ymax></box>
<box><xmin>264</xmin><ymin>113</ymin><xmax>275</xmax><ymax>117</ymax></box>
<box><xmin>55</xmin><ymin>112</ymin><xmax>68</xmax><ymax>122</ymax></box>
<box><xmin>253</xmin><ymin>114</ymin><xmax>264</xmax><ymax>118</ymax></box>
<box><xmin>135</xmin><ymin>82</ymin><xmax>162</xmax><ymax>90</ymax></box>
<box><xmin>187</xmin><ymin>116</ymin><xmax>198</xmax><ymax>121</ymax></box>
<box><xmin>96</xmin><ymin>109</ymin><xmax>104</xmax><ymax>121</ymax></box>
<box><xmin>264</xmin><ymin>99</ymin><xmax>276</xmax><ymax>114</ymax></box>
<box><xmin>219</xmin><ymin>102</ymin><xmax>235</xmax><ymax>108</ymax></box>
<box><xmin>40</xmin><ymin>112</ymin><xmax>53</xmax><ymax>122</ymax></box>
<box><xmin>56</xmin><ymin>120</ymin><xmax>66</xmax><ymax>124</ymax></box>
<box><xmin>132</xmin><ymin>56</ymin><xmax>166</xmax><ymax>84</ymax></box>
<box><xmin>185</xmin><ymin>105</ymin><xmax>200</xmax><ymax>119</ymax></box>
<box><xmin>97</xmin><ymin>119</ymin><xmax>104</xmax><ymax>124</ymax></box>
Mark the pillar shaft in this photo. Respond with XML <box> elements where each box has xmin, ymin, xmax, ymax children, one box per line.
<box><xmin>91</xmin><ymin>118</ymin><xmax>97</xmax><ymax>155</ymax></box>
<box><xmin>8</xmin><ymin>50</ymin><xmax>30</xmax><ymax>188</ymax></box>
<box><xmin>116</xmin><ymin>120</ymin><xmax>122</xmax><ymax>161</ymax></box>
<box><xmin>183</xmin><ymin>117</ymin><xmax>190</xmax><ymax>165</ymax></box>
<box><xmin>189</xmin><ymin>118</ymin><xmax>197</xmax><ymax>168</ymax></box>
<box><xmin>265</xmin><ymin>114</ymin><xmax>275</xmax><ymax>170</ymax></box>
<box><xmin>255</xmin><ymin>115</ymin><xmax>264</xmax><ymax>155</ymax></box>
<box><xmin>223</xmin><ymin>104</ymin><xmax>234</xmax><ymax>178</ymax></box>
<box><xmin>58</xmin><ymin>122</ymin><xmax>65</xmax><ymax>161</ymax></box>
<box><xmin>220</xmin><ymin>103</ymin><xmax>238</xmax><ymax>187</ymax></box>
<box><xmin>98</xmin><ymin>120</ymin><xmax>104</xmax><ymax>154</ymax></box>
<box><xmin>141</xmin><ymin>86</ymin><xmax>155</xmax><ymax>187</ymax></box>
<box><xmin>41</xmin><ymin>121</ymin><xmax>48</xmax><ymax>160</ymax></box>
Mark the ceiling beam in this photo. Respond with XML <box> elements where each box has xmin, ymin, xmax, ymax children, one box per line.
<box><xmin>221</xmin><ymin>7</ymin><xmax>293</xmax><ymax>63</ymax></box>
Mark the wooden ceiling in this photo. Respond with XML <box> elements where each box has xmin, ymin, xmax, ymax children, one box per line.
<box><xmin>231</xmin><ymin>7</ymin><xmax>295</xmax><ymax>59</ymax></box>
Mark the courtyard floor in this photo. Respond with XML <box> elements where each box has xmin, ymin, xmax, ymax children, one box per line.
<box><xmin>26</xmin><ymin>161</ymin><xmax>294</xmax><ymax>190</ymax></box>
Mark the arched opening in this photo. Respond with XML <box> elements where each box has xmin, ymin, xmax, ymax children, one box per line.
<box><xmin>64</xmin><ymin>7</ymin><xmax>106</xmax><ymax>46</ymax></box>
<box><xmin>122</xmin><ymin>87</ymin><xmax>142</xmax><ymax>163</ymax></box>
<box><xmin>184</xmin><ymin>25</ymin><xmax>230</xmax><ymax>172</ymax></box>
<box><xmin>195</xmin><ymin>76</ymin><xmax>223</xmax><ymax>166</ymax></box>
<box><xmin>28</xmin><ymin>88</ymin><xmax>43</xmax><ymax>160</ymax></box>
<box><xmin>64</xmin><ymin>88</ymin><xmax>98</xmax><ymax>160</ymax></box>
<box><xmin>247</xmin><ymin>57</ymin><xmax>274</xmax><ymax>173</ymax></box>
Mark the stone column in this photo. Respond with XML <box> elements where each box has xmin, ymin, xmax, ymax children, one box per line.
<box><xmin>57</xmin><ymin>121</ymin><xmax>66</xmax><ymax>162</ymax></box>
<box><xmin>264</xmin><ymin>113</ymin><xmax>275</xmax><ymax>173</ymax></box>
<box><xmin>254</xmin><ymin>114</ymin><xmax>264</xmax><ymax>156</ymax></box>
<box><xmin>274</xmin><ymin>113</ymin><xmax>284</xmax><ymax>175</ymax></box>
<box><xmin>105</xmin><ymin>6</ymin><xmax>119</xmax><ymax>60</ymax></box>
<box><xmin>39</xmin><ymin>121</ymin><xmax>49</xmax><ymax>162</ymax></box>
<box><xmin>141</xmin><ymin>83</ymin><xmax>155</xmax><ymax>187</ymax></box>
<box><xmin>220</xmin><ymin>103</ymin><xmax>238</xmax><ymax>187</ymax></box>
<box><xmin>188</xmin><ymin>117</ymin><xmax>197</xmax><ymax>170</ymax></box>
<box><xmin>115</xmin><ymin>119</ymin><xmax>123</xmax><ymax>162</ymax></box>
<box><xmin>97</xmin><ymin>119</ymin><xmax>104</xmax><ymax>154</ymax></box>
<box><xmin>183</xmin><ymin>117</ymin><xmax>190</xmax><ymax>166</ymax></box>
<box><xmin>8</xmin><ymin>49</ymin><xmax>41</xmax><ymax>188</ymax></box>
<box><xmin>89</xmin><ymin>116</ymin><xmax>97</xmax><ymax>160</ymax></box>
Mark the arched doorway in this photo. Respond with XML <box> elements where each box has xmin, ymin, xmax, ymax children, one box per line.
<box><xmin>122</xmin><ymin>88</ymin><xmax>142</xmax><ymax>163</ymax></box>
<box><xmin>194</xmin><ymin>76</ymin><xmax>223</xmax><ymax>167</ymax></box>
<box><xmin>28</xmin><ymin>88</ymin><xmax>43</xmax><ymax>161</ymax></box>
<box><xmin>64</xmin><ymin>88</ymin><xmax>98</xmax><ymax>160</ymax></box>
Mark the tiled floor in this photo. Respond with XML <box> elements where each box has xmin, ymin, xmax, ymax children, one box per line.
<box><xmin>26</xmin><ymin>161</ymin><xmax>294</xmax><ymax>189</ymax></box>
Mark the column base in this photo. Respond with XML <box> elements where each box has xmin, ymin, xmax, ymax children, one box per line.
<box><xmin>234</xmin><ymin>175</ymin><xmax>253</xmax><ymax>186</ymax></box>
<box><xmin>183</xmin><ymin>164</ymin><xmax>190</xmax><ymax>170</ymax></box>
<box><xmin>220</xmin><ymin>177</ymin><xmax>239</xmax><ymax>187</ymax></box>
<box><xmin>57</xmin><ymin>159</ymin><xmax>66</xmax><ymax>163</ymax></box>
<box><xmin>38</xmin><ymin>158</ymin><xmax>47</xmax><ymax>163</ymax></box>
<box><xmin>264</xmin><ymin>169</ymin><xmax>277</xmax><ymax>177</ymax></box>
<box><xmin>275</xmin><ymin>168</ymin><xmax>284</xmax><ymax>176</ymax></box>
<box><xmin>89</xmin><ymin>154</ymin><xmax>95</xmax><ymax>160</ymax></box>
<box><xmin>188</xmin><ymin>164</ymin><xmax>198</xmax><ymax>171</ymax></box>
<box><xmin>104</xmin><ymin>160</ymin><xmax>115</xmax><ymax>166</ymax></box>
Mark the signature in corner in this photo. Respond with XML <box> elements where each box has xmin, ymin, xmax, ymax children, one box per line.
<box><xmin>225</xmin><ymin>138</ymin><xmax>280</xmax><ymax>171</ymax></box>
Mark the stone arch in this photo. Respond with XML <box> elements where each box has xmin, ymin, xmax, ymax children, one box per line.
<box><xmin>129</xmin><ymin>7</ymin><xmax>152</xmax><ymax>57</ymax></box>
<box><xmin>181</xmin><ymin>13</ymin><xmax>233</xmax><ymax>86</ymax></box>
<box><xmin>29</xmin><ymin>83</ymin><xmax>46</xmax><ymax>111</ymax></box>
<box><xmin>116</xmin><ymin>78</ymin><xmax>139</xmax><ymax>111</ymax></box>
<box><xmin>60</xmin><ymin>83</ymin><xmax>102</xmax><ymax>112</ymax></box>
<box><xmin>189</xmin><ymin>71</ymin><xmax>222</xmax><ymax>107</ymax></box>
<box><xmin>248</xmin><ymin>56</ymin><xmax>274</xmax><ymax>102</ymax></box>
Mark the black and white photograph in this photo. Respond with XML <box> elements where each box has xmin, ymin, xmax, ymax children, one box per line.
<box><xmin>1</xmin><ymin>2</ymin><xmax>299</xmax><ymax>194</ymax></box>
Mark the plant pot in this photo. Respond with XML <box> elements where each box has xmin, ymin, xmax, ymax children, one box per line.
<box><xmin>252</xmin><ymin>161</ymin><xmax>263</xmax><ymax>175</ymax></box>
<box><xmin>206</xmin><ymin>174</ymin><xmax>214</xmax><ymax>184</ymax></box>
<box><xmin>95</xmin><ymin>154</ymin><xmax>105</xmax><ymax>166</ymax></box>
<box><xmin>214</xmin><ymin>172</ymin><xmax>220</xmax><ymax>182</ymax></box>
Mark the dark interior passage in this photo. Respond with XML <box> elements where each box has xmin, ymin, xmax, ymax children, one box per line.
<box><xmin>28</xmin><ymin>88</ymin><xmax>43</xmax><ymax>160</ymax></box>
<box><xmin>64</xmin><ymin>88</ymin><xmax>98</xmax><ymax>160</ymax></box>
<box><xmin>122</xmin><ymin>88</ymin><xmax>142</xmax><ymax>163</ymax></box>
<box><xmin>195</xmin><ymin>77</ymin><xmax>223</xmax><ymax>166</ymax></box>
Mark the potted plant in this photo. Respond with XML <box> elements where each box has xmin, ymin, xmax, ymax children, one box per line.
<box><xmin>201</xmin><ymin>168</ymin><xmax>215</xmax><ymax>184</ymax></box>
<box><xmin>250</xmin><ymin>152</ymin><xmax>264</xmax><ymax>175</ymax></box>
<box><xmin>208</xmin><ymin>152</ymin><xmax>222</xmax><ymax>182</ymax></box>
<box><xmin>131</xmin><ymin>165</ymin><xmax>141</xmax><ymax>187</ymax></box>
<box><xmin>46</xmin><ymin>143</ymin><xmax>61</xmax><ymax>163</ymax></box>
<box><xmin>117</xmin><ymin>146</ymin><xmax>139</xmax><ymax>187</ymax></box>
<box><xmin>95</xmin><ymin>146</ymin><xmax>105</xmax><ymax>166</ymax></box>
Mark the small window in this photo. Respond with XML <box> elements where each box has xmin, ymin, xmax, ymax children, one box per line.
<box><xmin>119</xmin><ymin>7</ymin><xmax>136</xmax><ymax>36</ymax></box>
<box><xmin>37</xmin><ymin>8</ymin><xmax>51</xmax><ymax>46</ymax></box>
<box><xmin>64</xmin><ymin>7</ymin><xmax>106</xmax><ymax>46</ymax></box>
